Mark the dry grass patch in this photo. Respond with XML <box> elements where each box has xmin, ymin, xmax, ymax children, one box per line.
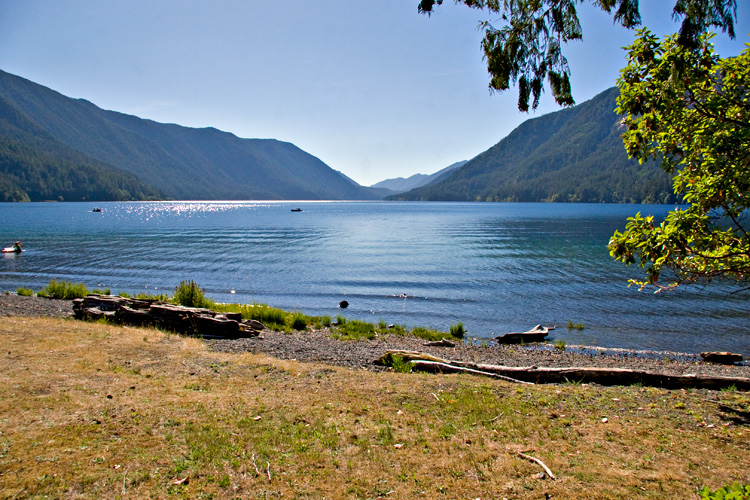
<box><xmin>0</xmin><ymin>316</ymin><xmax>748</xmax><ymax>499</ymax></box>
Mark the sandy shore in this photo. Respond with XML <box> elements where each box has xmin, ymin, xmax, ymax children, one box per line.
<box><xmin>1</xmin><ymin>294</ymin><xmax>748</xmax><ymax>380</ymax></box>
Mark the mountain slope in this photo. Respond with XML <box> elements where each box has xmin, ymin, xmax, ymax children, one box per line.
<box><xmin>391</xmin><ymin>88</ymin><xmax>676</xmax><ymax>203</ymax></box>
<box><xmin>0</xmin><ymin>70</ymin><xmax>382</xmax><ymax>201</ymax></box>
<box><xmin>371</xmin><ymin>160</ymin><xmax>467</xmax><ymax>194</ymax></box>
<box><xmin>0</xmin><ymin>95</ymin><xmax>165</xmax><ymax>202</ymax></box>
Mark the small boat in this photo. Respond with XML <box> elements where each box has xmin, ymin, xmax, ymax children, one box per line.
<box><xmin>92</xmin><ymin>208</ymin><xmax>102</xmax><ymax>212</ymax></box>
<box><xmin>1</xmin><ymin>246</ymin><xmax>22</xmax><ymax>254</ymax></box>
<box><xmin>291</xmin><ymin>208</ymin><xmax>302</xmax><ymax>212</ymax></box>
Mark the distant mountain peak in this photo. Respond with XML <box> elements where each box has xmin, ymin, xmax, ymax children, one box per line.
<box><xmin>371</xmin><ymin>160</ymin><xmax>467</xmax><ymax>194</ymax></box>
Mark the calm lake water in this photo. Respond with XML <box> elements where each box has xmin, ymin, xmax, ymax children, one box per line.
<box><xmin>1</xmin><ymin>201</ymin><xmax>747</xmax><ymax>355</ymax></box>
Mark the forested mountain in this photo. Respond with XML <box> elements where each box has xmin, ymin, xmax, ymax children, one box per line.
<box><xmin>390</xmin><ymin>88</ymin><xmax>677</xmax><ymax>203</ymax></box>
<box><xmin>371</xmin><ymin>160</ymin><xmax>467</xmax><ymax>194</ymax></box>
<box><xmin>0</xmin><ymin>70</ymin><xmax>382</xmax><ymax>201</ymax></box>
<box><xmin>0</xmin><ymin>95</ymin><xmax>164</xmax><ymax>202</ymax></box>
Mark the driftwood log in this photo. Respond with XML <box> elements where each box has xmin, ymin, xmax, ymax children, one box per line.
<box><xmin>700</xmin><ymin>351</ymin><xmax>744</xmax><ymax>365</ymax></box>
<box><xmin>377</xmin><ymin>350</ymin><xmax>750</xmax><ymax>391</ymax></box>
<box><xmin>495</xmin><ymin>324</ymin><xmax>554</xmax><ymax>344</ymax></box>
<box><xmin>73</xmin><ymin>294</ymin><xmax>264</xmax><ymax>339</ymax></box>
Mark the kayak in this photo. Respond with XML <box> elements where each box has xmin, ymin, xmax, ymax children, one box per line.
<box><xmin>1</xmin><ymin>247</ymin><xmax>22</xmax><ymax>253</ymax></box>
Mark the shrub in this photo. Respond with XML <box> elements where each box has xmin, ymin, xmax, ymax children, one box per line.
<box><xmin>568</xmin><ymin>321</ymin><xmax>585</xmax><ymax>330</ymax></box>
<box><xmin>449</xmin><ymin>322</ymin><xmax>465</xmax><ymax>338</ymax></box>
<box><xmin>700</xmin><ymin>482</ymin><xmax>750</xmax><ymax>500</ymax></box>
<box><xmin>16</xmin><ymin>288</ymin><xmax>33</xmax><ymax>297</ymax></box>
<box><xmin>92</xmin><ymin>288</ymin><xmax>111</xmax><ymax>295</ymax></box>
<box><xmin>553</xmin><ymin>339</ymin><xmax>567</xmax><ymax>351</ymax></box>
<box><xmin>389</xmin><ymin>355</ymin><xmax>415</xmax><ymax>373</ymax></box>
<box><xmin>289</xmin><ymin>312</ymin><xmax>308</xmax><ymax>331</ymax></box>
<box><xmin>173</xmin><ymin>280</ymin><xmax>212</xmax><ymax>309</ymax></box>
<box><xmin>37</xmin><ymin>280</ymin><xmax>90</xmax><ymax>300</ymax></box>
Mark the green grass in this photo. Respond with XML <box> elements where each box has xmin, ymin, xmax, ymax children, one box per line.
<box><xmin>568</xmin><ymin>321</ymin><xmax>585</xmax><ymax>330</ymax></box>
<box><xmin>332</xmin><ymin>319</ymin><xmax>377</xmax><ymax>340</ymax></box>
<box><xmin>36</xmin><ymin>280</ymin><xmax>90</xmax><ymax>299</ymax></box>
<box><xmin>16</xmin><ymin>287</ymin><xmax>33</xmax><ymax>297</ymax></box>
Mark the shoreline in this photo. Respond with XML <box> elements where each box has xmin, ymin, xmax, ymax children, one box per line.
<box><xmin>1</xmin><ymin>293</ymin><xmax>748</xmax><ymax>381</ymax></box>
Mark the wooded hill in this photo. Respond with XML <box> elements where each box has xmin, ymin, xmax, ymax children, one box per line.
<box><xmin>0</xmin><ymin>94</ymin><xmax>164</xmax><ymax>202</ymax></box>
<box><xmin>0</xmin><ymin>70</ymin><xmax>383</xmax><ymax>201</ymax></box>
<box><xmin>390</xmin><ymin>87</ymin><xmax>676</xmax><ymax>203</ymax></box>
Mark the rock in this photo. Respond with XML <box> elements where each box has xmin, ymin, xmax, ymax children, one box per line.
<box><xmin>700</xmin><ymin>351</ymin><xmax>743</xmax><ymax>365</ymax></box>
<box><xmin>339</xmin><ymin>300</ymin><xmax>349</xmax><ymax>309</ymax></box>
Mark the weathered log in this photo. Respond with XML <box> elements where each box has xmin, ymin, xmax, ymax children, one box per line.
<box><xmin>73</xmin><ymin>294</ymin><xmax>263</xmax><ymax>339</ymax></box>
<box><xmin>701</xmin><ymin>351</ymin><xmax>743</xmax><ymax>365</ymax></box>
<box><xmin>375</xmin><ymin>350</ymin><xmax>450</xmax><ymax>365</ymax></box>
<box><xmin>79</xmin><ymin>307</ymin><xmax>116</xmax><ymax>321</ymax></box>
<box><xmin>423</xmin><ymin>338</ymin><xmax>456</xmax><ymax>347</ymax></box>
<box><xmin>115</xmin><ymin>305</ymin><xmax>154</xmax><ymax>326</ymax></box>
<box><xmin>516</xmin><ymin>452</ymin><xmax>556</xmax><ymax>480</ymax></box>
<box><xmin>496</xmin><ymin>324</ymin><xmax>553</xmax><ymax>344</ymax></box>
<box><xmin>377</xmin><ymin>350</ymin><xmax>750</xmax><ymax>390</ymax></box>
<box><xmin>412</xmin><ymin>360</ymin><xmax>534</xmax><ymax>385</ymax></box>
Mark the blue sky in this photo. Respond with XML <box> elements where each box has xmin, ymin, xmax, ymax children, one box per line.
<box><xmin>1</xmin><ymin>1</ymin><xmax>748</xmax><ymax>186</ymax></box>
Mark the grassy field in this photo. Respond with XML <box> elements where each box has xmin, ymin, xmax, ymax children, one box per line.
<box><xmin>0</xmin><ymin>316</ymin><xmax>748</xmax><ymax>499</ymax></box>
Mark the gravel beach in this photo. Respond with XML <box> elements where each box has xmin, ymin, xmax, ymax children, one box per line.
<box><xmin>2</xmin><ymin>294</ymin><xmax>748</xmax><ymax>380</ymax></box>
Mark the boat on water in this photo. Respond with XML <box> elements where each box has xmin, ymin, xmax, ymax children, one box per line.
<box><xmin>92</xmin><ymin>208</ymin><xmax>102</xmax><ymax>212</ymax></box>
<box><xmin>291</xmin><ymin>208</ymin><xmax>302</xmax><ymax>212</ymax></box>
<box><xmin>2</xmin><ymin>241</ymin><xmax>23</xmax><ymax>253</ymax></box>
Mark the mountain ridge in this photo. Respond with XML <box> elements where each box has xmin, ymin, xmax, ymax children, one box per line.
<box><xmin>390</xmin><ymin>87</ymin><xmax>676</xmax><ymax>204</ymax></box>
<box><xmin>0</xmin><ymin>69</ymin><xmax>382</xmax><ymax>201</ymax></box>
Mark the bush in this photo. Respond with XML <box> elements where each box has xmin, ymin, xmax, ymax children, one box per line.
<box><xmin>173</xmin><ymin>280</ymin><xmax>212</xmax><ymax>309</ymax></box>
<box><xmin>92</xmin><ymin>288</ymin><xmax>111</xmax><ymax>295</ymax></box>
<box><xmin>388</xmin><ymin>354</ymin><xmax>415</xmax><ymax>373</ymax></box>
<box><xmin>700</xmin><ymin>482</ymin><xmax>750</xmax><ymax>500</ymax></box>
<box><xmin>37</xmin><ymin>280</ymin><xmax>90</xmax><ymax>300</ymax></box>
<box><xmin>449</xmin><ymin>322</ymin><xmax>465</xmax><ymax>338</ymax></box>
<box><xmin>289</xmin><ymin>312</ymin><xmax>308</xmax><ymax>331</ymax></box>
<box><xmin>16</xmin><ymin>288</ymin><xmax>33</xmax><ymax>297</ymax></box>
<box><xmin>568</xmin><ymin>321</ymin><xmax>585</xmax><ymax>330</ymax></box>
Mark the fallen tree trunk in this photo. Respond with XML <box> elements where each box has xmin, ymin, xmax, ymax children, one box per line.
<box><xmin>73</xmin><ymin>294</ymin><xmax>264</xmax><ymax>339</ymax></box>
<box><xmin>377</xmin><ymin>350</ymin><xmax>750</xmax><ymax>390</ymax></box>
<box><xmin>410</xmin><ymin>360</ymin><xmax>534</xmax><ymax>385</ymax></box>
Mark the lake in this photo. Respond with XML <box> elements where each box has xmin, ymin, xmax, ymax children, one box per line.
<box><xmin>1</xmin><ymin>201</ymin><xmax>747</xmax><ymax>355</ymax></box>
